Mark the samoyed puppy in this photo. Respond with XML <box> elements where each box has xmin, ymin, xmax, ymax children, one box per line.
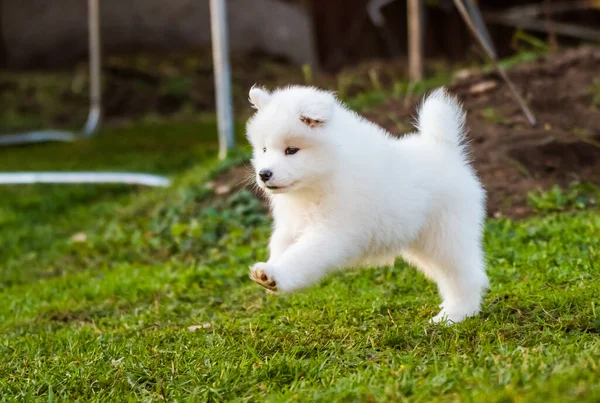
<box><xmin>246</xmin><ymin>85</ymin><xmax>488</xmax><ymax>323</ymax></box>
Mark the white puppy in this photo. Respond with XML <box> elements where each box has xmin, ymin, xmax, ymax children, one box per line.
<box><xmin>246</xmin><ymin>85</ymin><xmax>488</xmax><ymax>323</ymax></box>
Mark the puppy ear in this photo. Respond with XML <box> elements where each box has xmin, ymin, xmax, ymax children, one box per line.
<box><xmin>300</xmin><ymin>99</ymin><xmax>333</xmax><ymax>129</ymax></box>
<box><xmin>300</xmin><ymin>115</ymin><xmax>324</xmax><ymax>128</ymax></box>
<box><xmin>249</xmin><ymin>85</ymin><xmax>271</xmax><ymax>110</ymax></box>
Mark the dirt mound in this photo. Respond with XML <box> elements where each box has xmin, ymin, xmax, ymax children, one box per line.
<box><xmin>364</xmin><ymin>46</ymin><xmax>600</xmax><ymax>218</ymax></box>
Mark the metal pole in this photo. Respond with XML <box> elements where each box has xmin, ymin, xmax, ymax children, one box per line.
<box><xmin>453</xmin><ymin>0</ymin><xmax>536</xmax><ymax>126</ymax></box>
<box><xmin>0</xmin><ymin>0</ymin><xmax>102</xmax><ymax>145</ymax></box>
<box><xmin>0</xmin><ymin>0</ymin><xmax>170</xmax><ymax>188</ymax></box>
<box><xmin>84</xmin><ymin>0</ymin><xmax>102</xmax><ymax>136</ymax></box>
<box><xmin>408</xmin><ymin>0</ymin><xmax>424</xmax><ymax>81</ymax></box>
<box><xmin>209</xmin><ymin>0</ymin><xmax>235</xmax><ymax>160</ymax></box>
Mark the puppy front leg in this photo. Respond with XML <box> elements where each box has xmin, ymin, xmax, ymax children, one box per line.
<box><xmin>267</xmin><ymin>227</ymin><xmax>295</xmax><ymax>264</ymax></box>
<box><xmin>250</xmin><ymin>229</ymin><xmax>359</xmax><ymax>292</ymax></box>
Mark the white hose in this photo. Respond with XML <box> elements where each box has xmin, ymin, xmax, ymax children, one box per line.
<box><xmin>0</xmin><ymin>172</ymin><xmax>171</xmax><ymax>187</ymax></box>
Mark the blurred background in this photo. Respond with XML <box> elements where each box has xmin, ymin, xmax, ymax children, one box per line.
<box><xmin>1</xmin><ymin>0</ymin><xmax>599</xmax><ymax>132</ymax></box>
<box><xmin>1</xmin><ymin>0</ymin><xmax>600</xmax><ymax>218</ymax></box>
<box><xmin>1</xmin><ymin>0</ymin><xmax>600</xmax><ymax>246</ymax></box>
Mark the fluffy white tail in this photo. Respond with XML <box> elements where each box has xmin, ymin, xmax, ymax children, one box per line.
<box><xmin>416</xmin><ymin>88</ymin><xmax>467</xmax><ymax>151</ymax></box>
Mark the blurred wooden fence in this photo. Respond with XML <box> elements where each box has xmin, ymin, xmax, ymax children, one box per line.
<box><xmin>1</xmin><ymin>0</ymin><xmax>598</xmax><ymax>70</ymax></box>
<box><xmin>306</xmin><ymin>0</ymin><xmax>600</xmax><ymax>71</ymax></box>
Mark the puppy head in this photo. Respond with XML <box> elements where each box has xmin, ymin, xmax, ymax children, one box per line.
<box><xmin>246</xmin><ymin>85</ymin><xmax>337</xmax><ymax>195</ymax></box>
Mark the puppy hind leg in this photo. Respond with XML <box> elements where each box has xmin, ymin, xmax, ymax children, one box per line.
<box><xmin>403</xmin><ymin>225</ymin><xmax>488</xmax><ymax>324</ymax></box>
<box><xmin>429</xmin><ymin>249</ymin><xmax>488</xmax><ymax>324</ymax></box>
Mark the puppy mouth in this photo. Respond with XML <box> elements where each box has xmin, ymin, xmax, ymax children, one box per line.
<box><xmin>264</xmin><ymin>181</ymin><xmax>297</xmax><ymax>192</ymax></box>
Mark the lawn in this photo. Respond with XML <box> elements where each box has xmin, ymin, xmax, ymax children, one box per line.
<box><xmin>0</xmin><ymin>119</ymin><xmax>599</xmax><ymax>402</ymax></box>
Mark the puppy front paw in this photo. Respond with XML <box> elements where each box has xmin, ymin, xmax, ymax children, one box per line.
<box><xmin>249</xmin><ymin>262</ymin><xmax>278</xmax><ymax>292</ymax></box>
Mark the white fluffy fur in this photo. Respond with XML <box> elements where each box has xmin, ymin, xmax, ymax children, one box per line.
<box><xmin>246</xmin><ymin>85</ymin><xmax>488</xmax><ymax>323</ymax></box>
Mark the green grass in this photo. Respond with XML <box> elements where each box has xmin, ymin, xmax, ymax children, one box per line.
<box><xmin>1</xmin><ymin>120</ymin><xmax>599</xmax><ymax>402</ymax></box>
<box><xmin>528</xmin><ymin>184</ymin><xmax>599</xmax><ymax>214</ymax></box>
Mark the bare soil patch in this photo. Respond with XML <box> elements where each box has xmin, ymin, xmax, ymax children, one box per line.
<box><xmin>365</xmin><ymin>46</ymin><xmax>600</xmax><ymax>218</ymax></box>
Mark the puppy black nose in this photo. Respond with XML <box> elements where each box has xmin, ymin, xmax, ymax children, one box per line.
<box><xmin>259</xmin><ymin>169</ymin><xmax>273</xmax><ymax>182</ymax></box>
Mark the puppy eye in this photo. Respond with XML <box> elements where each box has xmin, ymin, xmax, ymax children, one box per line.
<box><xmin>285</xmin><ymin>147</ymin><xmax>299</xmax><ymax>156</ymax></box>
<box><xmin>262</xmin><ymin>147</ymin><xmax>266</xmax><ymax>153</ymax></box>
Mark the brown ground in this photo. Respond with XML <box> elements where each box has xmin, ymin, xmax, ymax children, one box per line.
<box><xmin>215</xmin><ymin>46</ymin><xmax>600</xmax><ymax>219</ymax></box>
<box><xmin>364</xmin><ymin>46</ymin><xmax>600</xmax><ymax>218</ymax></box>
